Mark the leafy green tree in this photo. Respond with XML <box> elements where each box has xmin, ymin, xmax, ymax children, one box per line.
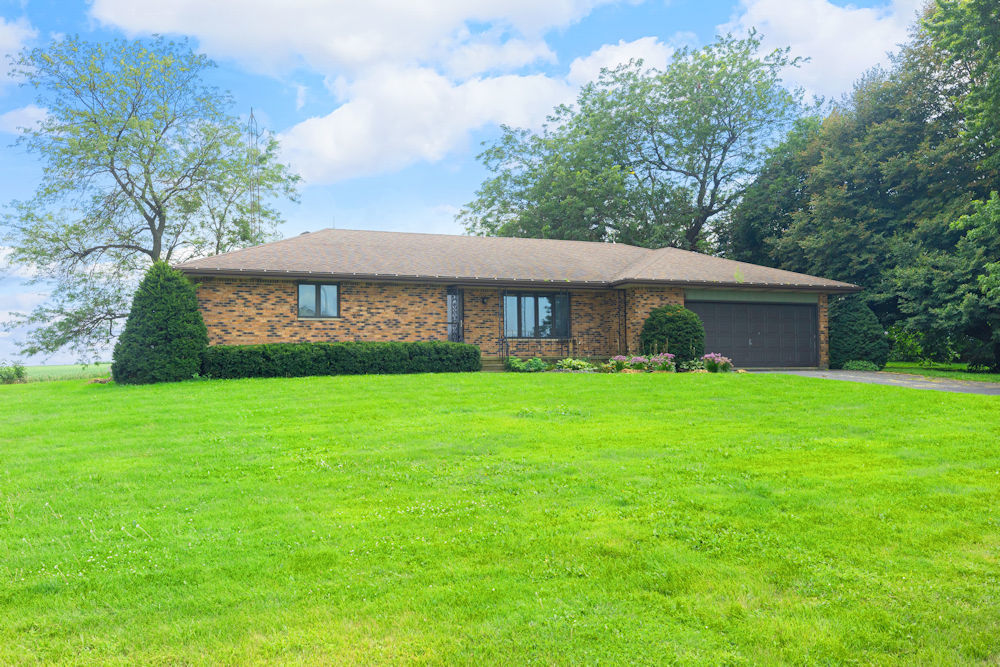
<box><xmin>462</xmin><ymin>32</ymin><xmax>803</xmax><ymax>250</ymax></box>
<box><xmin>926</xmin><ymin>0</ymin><xmax>1000</xmax><ymax>172</ymax></box>
<box><xmin>111</xmin><ymin>262</ymin><xmax>208</xmax><ymax>385</ymax></box>
<box><xmin>724</xmin><ymin>9</ymin><xmax>1000</xmax><ymax>366</ymax></box>
<box><xmin>2</xmin><ymin>36</ymin><xmax>299</xmax><ymax>359</ymax></box>
<box><xmin>717</xmin><ymin>115</ymin><xmax>823</xmax><ymax>265</ymax></box>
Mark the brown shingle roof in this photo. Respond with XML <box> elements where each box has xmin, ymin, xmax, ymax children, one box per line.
<box><xmin>174</xmin><ymin>228</ymin><xmax>858</xmax><ymax>292</ymax></box>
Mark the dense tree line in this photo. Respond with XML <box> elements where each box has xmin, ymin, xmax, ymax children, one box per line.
<box><xmin>721</xmin><ymin>2</ymin><xmax>999</xmax><ymax>367</ymax></box>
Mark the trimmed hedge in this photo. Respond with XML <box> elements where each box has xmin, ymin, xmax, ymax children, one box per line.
<box><xmin>639</xmin><ymin>304</ymin><xmax>706</xmax><ymax>361</ymax></box>
<box><xmin>202</xmin><ymin>341</ymin><xmax>482</xmax><ymax>379</ymax></box>
<box><xmin>829</xmin><ymin>295</ymin><xmax>890</xmax><ymax>370</ymax></box>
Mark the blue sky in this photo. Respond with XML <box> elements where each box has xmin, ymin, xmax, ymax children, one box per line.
<box><xmin>0</xmin><ymin>0</ymin><xmax>923</xmax><ymax>363</ymax></box>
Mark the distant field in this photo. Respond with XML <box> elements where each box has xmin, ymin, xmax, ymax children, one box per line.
<box><xmin>885</xmin><ymin>361</ymin><xmax>1000</xmax><ymax>383</ymax></box>
<box><xmin>22</xmin><ymin>363</ymin><xmax>111</xmax><ymax>382</ymax></box>
<box><xmin>1</xmin><ymin>373</ymin><xmax>997</xmax><ymax>663</ymax></box>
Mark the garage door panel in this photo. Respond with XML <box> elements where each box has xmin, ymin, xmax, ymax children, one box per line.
<box><xmin>686</xmin><ymin>301</ymin><xmax>818</xmax><ymax>368</ymax></box>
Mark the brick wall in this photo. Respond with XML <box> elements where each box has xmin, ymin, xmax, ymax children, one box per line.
<box><xmin>194</xmin><ymin>277</ymin><xmax>448</xmax><ymax>345</ymax></box>
<box><xmin>459</xmin><ymin>287</ymin><xmax>621</xmax><ymax>358</ymax></box>
<box><xmin>624</xmin><ymin>285</ymin><xmax>685</xmax><ymax>353</ymax></box>
<box><xmin>193</xmin><ymin>276</ymin><xmax>829</xmax><ymax>367</ymax></box>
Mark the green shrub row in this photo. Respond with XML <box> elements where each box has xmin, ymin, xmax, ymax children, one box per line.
<box><xmin>202</xmin><ymin>341</ymin><xmax>481</xmax><ymax>379</ymax></box>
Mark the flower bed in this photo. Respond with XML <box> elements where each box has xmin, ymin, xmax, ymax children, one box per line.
<box><xmin>505</xmin><ymin>354</ymin><xmax>739</xmax><ymax>374</ymax></box>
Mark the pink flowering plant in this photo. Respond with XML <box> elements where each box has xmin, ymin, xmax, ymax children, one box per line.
<box><xmin>701</xmin><ymin>352</ymin><xmax>734</xmax><ymax>372</ymax></box>
<box><xmin>609</xmin><ymin>355</ymin><xmax>629</xmax><ymax>372</ymax></box>
<box><xmin>648</xmin><ymin>352</ymin><xmax>676</xmax><ymax>371</ymax></box>
<box><xmin>627</xmin><ymin>355</ymin><xmax>649</xmax><ymax>370</ymax></box>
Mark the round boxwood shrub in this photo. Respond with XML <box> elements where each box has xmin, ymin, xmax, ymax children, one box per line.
<box><xmin>828</xmin><ymin>295</ymin><xmax>889</xmax><ymax>370</ymax></box>
<box><xmin>112</xmin><ymin>262</ymin><xmax>208</xmax><ymax>384</ymax></box>
<box><xmin>639</xmin><ymin>304</ymin><xmax>705</xmax><ymax>361</ymax></box>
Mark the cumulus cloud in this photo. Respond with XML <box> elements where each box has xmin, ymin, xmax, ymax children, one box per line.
<box><xmin>89</xmin><ymin>0</ymin><xmax>623</xmax><ymax>76</ymax></box>
<box><xmin>88</xmin><ymin>0</ymin><xmax>644</xmax><ymax>184</ymax></box>
<box><xmin>0</xmin><ymin>16</ymin><xmax>37</xmax><ymax>88</ymax></box>
<box><xmin>0</xmin><ymin>104</ymin><xmax>47</xmax><ymax>134</ymax></box>
<box><xmin>445</xmin><ymin>37</ymin><xmax>556</xmax><ymax>79</ymax></box>
<box><xmin>719</xmin><ymin>0</ymin><xmax>925</xmax><ymax>98</ymax></box>
<box><xmin>280</xmin><ymin>67</ymin><xmax>573</xmax><ymax>183</ymax></box>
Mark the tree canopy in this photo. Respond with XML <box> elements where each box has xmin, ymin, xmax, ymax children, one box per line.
<box><xmin>720</xmin><ymin>6</ymin><xmax>1000</xmax><ymax>368</ymax></box>
<box><xmin>2</xmin><ymin>36</ymin><xmax>299</xmax><ymax>359</ymax></box>
<box><xmin>460</xmin><ymin>32</ymin><xmax>803</xmax><ymax>250</ymax></box>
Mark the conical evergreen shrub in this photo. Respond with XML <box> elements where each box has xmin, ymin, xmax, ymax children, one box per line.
<box><xmin>828</xmin><ymin>295</ymin><xmax>889</xmax><ymax>369</ymax></box>
<box><xmin>111</xmin><ymin>262</ymin><xmax>208</xmax><ymax>384</ymax></box>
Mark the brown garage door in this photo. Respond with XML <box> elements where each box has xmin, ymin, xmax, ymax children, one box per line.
<box><xmin>685</xmin><ymin>301</ymin><xmax>818</xmax><ymax>368</ymax></box>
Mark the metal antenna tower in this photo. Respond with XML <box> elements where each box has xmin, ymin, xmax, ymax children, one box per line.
<box><xmin>246</xmin><ymin>107</ymin><xmax>262</xmax><ymax>240</ymax></box>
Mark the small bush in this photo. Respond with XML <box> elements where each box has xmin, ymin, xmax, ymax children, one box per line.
<box><xmin>702</xmin><ymin>353</ymin><xmax>734</xmax><ymax>372</ymax></box>
<box><xmin>678</xmin><ymin>359</ymin><xmax>706</xmax><ymax>372</ymax></box>
<box><xmin>506</xmin><ymin>357</ymin><xmax>549</xmax><ymax>373</ymax></box>
<box><xmin>639</xmin><ymin>305</ymin><xmax>705</xmax><ymax>361</ymax></box>
<box><xmin>842</xmin><ymin>359</ymin><xmax>880</xmax><ymax>371</ymax></box>
<box><xmin>555</xmin><ymin>358</ymin><xmax>594</xmax><ymax>371</ymax></box>
<box><xmin>828</xmin><ymin>296</ymin><xmax>890</xmax><ymax>370</ymax></box>
<box><xmin>887</xmin><ymin>325</ymin><xmax>924</xmax><ymax>362</ymax></box>
<box><xmin>203</xmin><ymin>341</ymin><xmax>481</xmax><ymax>379</ymax></box>
<box><xmin>608</xmin><ymin>355</ymin><xmax>629</xmax><ymax>372</ymax></box>
<box><xmin>0</xmin><ymin>361</ymin><xmax>26</xmax><ymax>384</ymax></box>
<box><xmin>112</xmin><ymin>262</ymin><xmax>208</xmax><ymax>384</ymax></box>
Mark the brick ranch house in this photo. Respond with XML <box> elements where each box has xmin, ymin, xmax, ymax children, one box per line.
<box><xmin>174</xmin><ymin>229</ymin><xmax>859</xmax><ymax>368</ymax></box>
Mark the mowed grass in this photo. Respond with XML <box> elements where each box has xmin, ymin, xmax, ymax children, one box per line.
<box><xmin>21</xmin><ymin>363</ymin><xmax>111</xmax><ymax>382</ymax></box>
<box><xmin>884</xmin><ymin>361</ymin><xmax>1000</xmax><ymax>384</ymax></box>
<box><xmin>1</xmin><ymin>373</ymin><xmax>998</xmax><ymax>664</ymax></box>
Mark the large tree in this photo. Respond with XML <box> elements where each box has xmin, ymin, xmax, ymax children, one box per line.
<box><xmin>926</xmin><ymin>0</ymin><xmax>1000</xmax><ymax>172</ymax></box>
<box><xmin>722</xmin><ymin>8</ymin><xmax>1000</xmax><ymax>366</ymax></box>
<box><xmin>461</xmin><ymin>32</ymin><xmax>803</xmax><ymax>250</ymax></box>
<box><xmin>2</xmin><ymin>36</ymin><xmax>299</xmax><ymax>359</ymax></box>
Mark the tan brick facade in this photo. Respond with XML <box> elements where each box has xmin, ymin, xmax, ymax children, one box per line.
<box><xmin>623</xmin><ymin>285</ymin><xmax>685</xmax><ymax>354</ymax></box>
<box><xmin>193</xmin><ymin>276</ymin><xmax>829</xmax><ymax>366</ymax></box>
<box><xmin>194</xmin><ymin>277</ymin><xmax>448</xmax><ymax>345</ymax></box>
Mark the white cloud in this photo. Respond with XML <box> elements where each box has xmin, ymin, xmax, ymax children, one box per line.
<box><xmin>0</xmin><ymin>16</ymin><xmax>37</xmax><ymax>88</ymax></box>
<box><xmin>719</xmin><ymin>0</ymin><xmax>924</xmax><ymax>98</ymax></box>
<box><xmin>280</xmin><ymin>67</ymin><xmax>573</xmax><ymax>183</ymax></box>
<box><xmin>445</xmin><ymin>37</ymin><xmax>556</xmax><ymax>78</ymax></box>
<box><xmin>567</xmin><ymin>36</ymin><xmax>676</xmax><ymax>86</ymax></box>
<box><xmin>89</xmin><ymin>0</ymin><xmax>625</xmax><ymax>76</ymax></box>
<box><xmin>88</xmin><ymin>0</ymin><xmax>644</xmax><ymax>184</ymax></box>
<box><xmin>0</xmin><ymin>104</ymin><xmax>46</xmax><ymax>134</ymax></box>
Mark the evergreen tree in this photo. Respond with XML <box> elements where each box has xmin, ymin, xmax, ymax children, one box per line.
<box><xmin>111</xmin><ymin>263</ymin><xmax>208</xmax><ymax>384</ymax></box>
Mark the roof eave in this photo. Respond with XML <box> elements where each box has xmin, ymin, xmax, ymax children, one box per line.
<box><xmin>172</xmin><ymin>266</ymin><xmax>612</xmax><ymax>289</ymax></box>
<box><xmin>175</xmin><ymin>266</ymin><xmax>861</xmax><ymax>293</ymax></box>
<box><xmin>610</xmin><ymin>278</ymin><xmax>861</xmax><ymax>293</ymax></box>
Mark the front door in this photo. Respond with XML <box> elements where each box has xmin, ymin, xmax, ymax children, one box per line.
<box><xmin>447</xmin><ymin>287</ymin><xmax>464</xmax><ymax>342</ymax></box>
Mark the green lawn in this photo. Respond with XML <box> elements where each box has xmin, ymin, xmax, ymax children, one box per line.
<box><xmin>22</xmin><ymin>362</ymin><xmax>111</xmax><ymax>382</ymax></box>
<box><xmin>2</xmin><ymin>373</ymin><xmax>998</xmax><ymax>663</ymax></box>
<box><xmin>884</xmin><ymin>361</ymin><xmax>1000</xmax><ymax>383</ymax></box>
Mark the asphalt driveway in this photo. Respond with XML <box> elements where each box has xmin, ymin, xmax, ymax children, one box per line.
<box><xmin>760</xmin><ymin>369</ymin><xmax>1000</xmax><ymax>395</ymax></box>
